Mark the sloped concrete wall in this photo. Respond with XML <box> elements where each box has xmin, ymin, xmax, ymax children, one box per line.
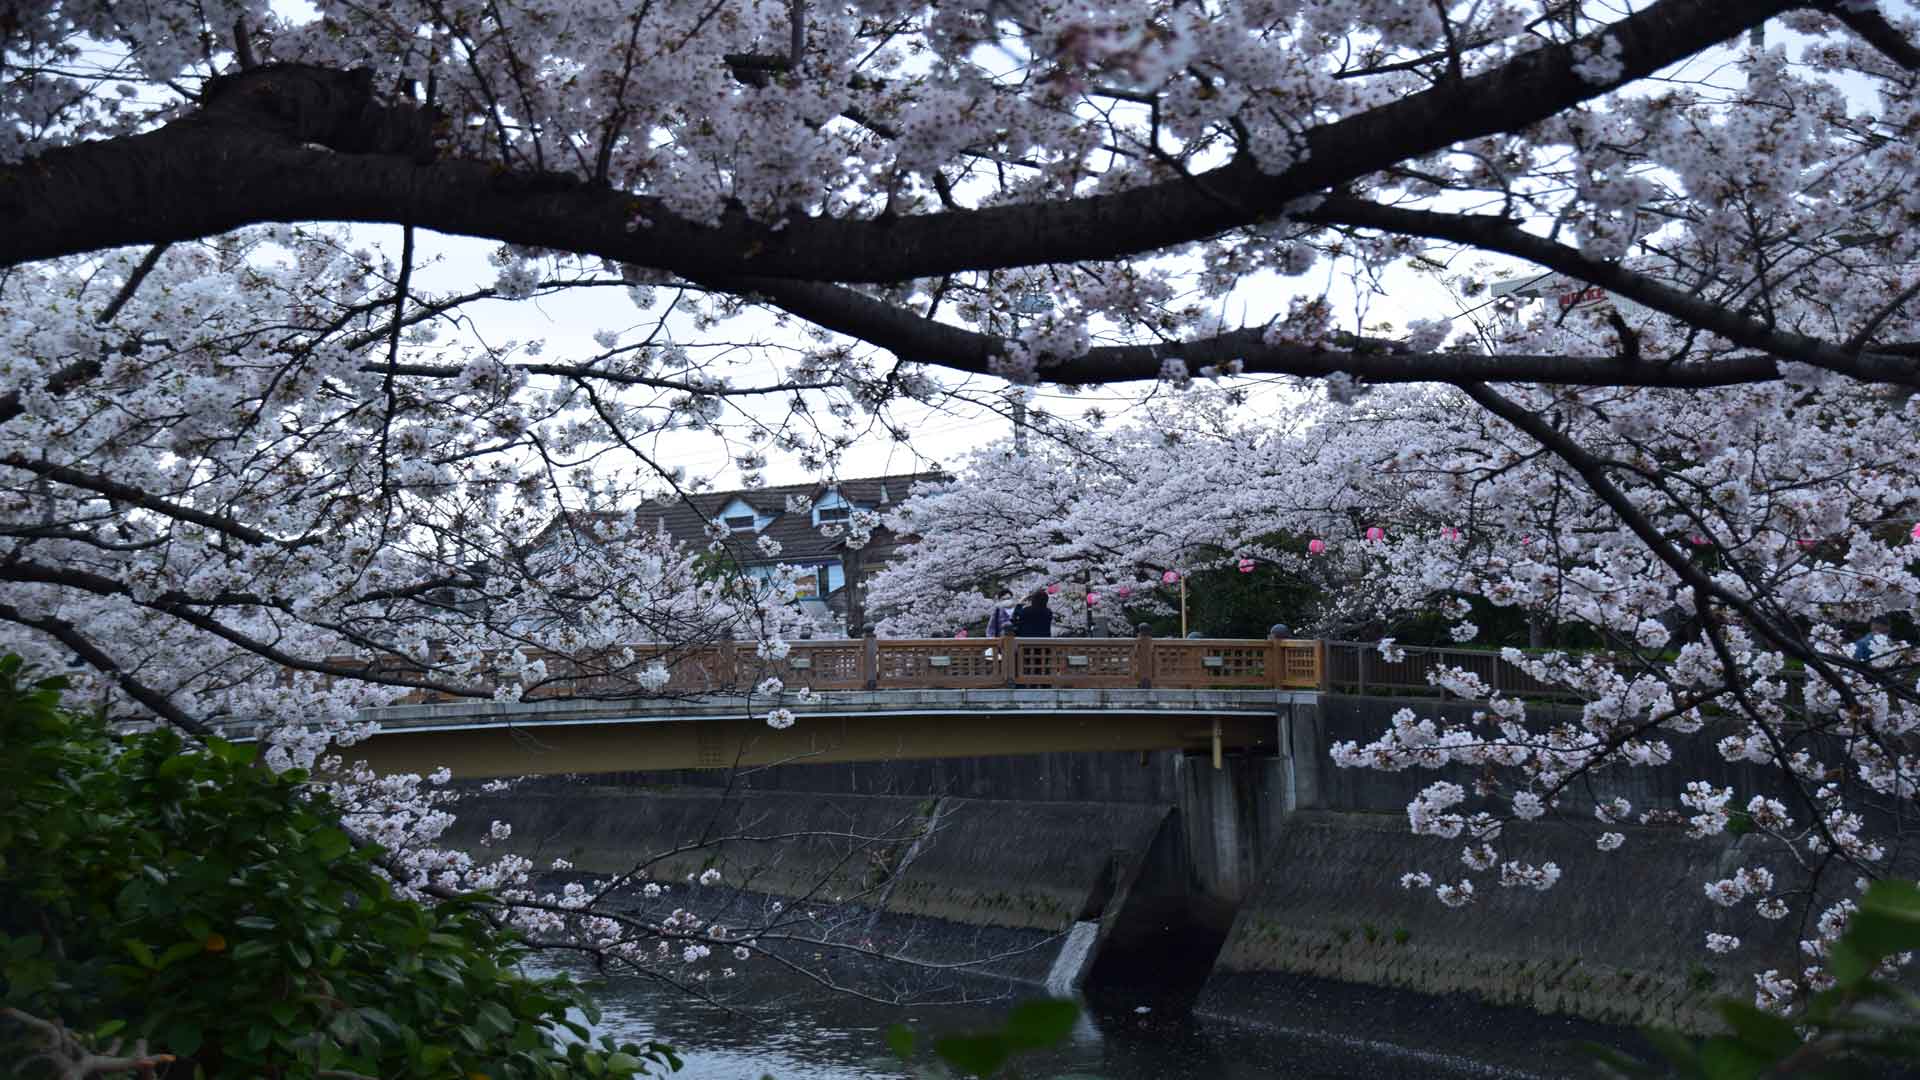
<box><xmin>446</xmin><ymin>786</ymin><xmax>1169</xmax><ymax>934</ymax></box>
<box><xmin>1198</xmin><ymin>810</ymin><xmax>1796</xmax><ymax>1031</ymax></box>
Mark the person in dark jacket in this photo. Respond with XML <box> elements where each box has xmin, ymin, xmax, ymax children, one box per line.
<box><xmin>1010</xmin><ymin>590</ymin><xmax>1053</xmax><ymax>637</ymax></box>
<box><xmin>1854</xmin><ymin>617</ymin><xmax>1892</xmax><ymax>662</ymax></box>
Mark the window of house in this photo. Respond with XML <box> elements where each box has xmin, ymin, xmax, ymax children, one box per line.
<box><xmin>816</xmin><ymin>505</ymin><xmax>850</xmax><ymax>524</ymax></box>
<box><xmin>725</xmin><ymin>513</ymin><xmax>756</xmax><ymax>531</ymax></box>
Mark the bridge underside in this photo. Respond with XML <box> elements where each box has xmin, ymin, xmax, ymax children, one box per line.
<box><xmin>345</xmin><ymin>709</ymin><xmax>1279</xmax><ymax>778</ymax></box>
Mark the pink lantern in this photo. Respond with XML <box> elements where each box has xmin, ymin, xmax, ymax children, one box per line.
<box><xmin>955</xmin><ymin>629</ymin><xmax>969</xmax><ymax>638</ymax></box>
<box><xmin>1520</xmin><ymin>535</ymin><xmax>1531</xmax><ymax>546</ymax></box>
<box><xmin>1116</xmin><ymin>586</ymin><xmax>1132</xmax><ymax>598</ymax></box>
<box><xmin>1162</xmin><ymin>570</ymin><xmax>1180</xmax><ymax>585</ymax></box>
<box><xmin>1441</xmin><ymin>527</ymin><xmax>1460</xmax><ymax>542</ymax></box>
<box><xmin>1911</xmin><ymin>523</ymin><xmax>1920</xmax><ymax>542</ymax></box>
<box><xmin>1690</xmin><ymin>535</ymin><xmax>1709</xmax><ymax>547</ymax></box>
<box><xmin>1307</xmin><ymin>539</ymin><xmax>1326</xmax><ymax>555</ymax></box>
<box><xmin>1237</xmin><ymin>557</ymin><xmax>1256</xmax><ymax>573</ymax></box>
<box><xmin>1086</xmin><ymin>592</ymin><xmax>1101</xmax><ymax>606</ymax></box>
<box><xmin>1365</xmin><ymin>526</ymin><xmax>1385</xmax><ymax>542</ymax></box>
<box><xmin>1046</xmin><ymin>583</ymin><xmax>1061</xmax><ymax>595</ymax></box>
<box><xmin>1798</xmin><ymin>538</ymin><xmax>1818</xmax><ymax>549</ymax></box>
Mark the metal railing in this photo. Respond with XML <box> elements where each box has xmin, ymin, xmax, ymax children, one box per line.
<box><xmin>1320</xmin><ymin>640</ymin><xmax>1583</xmax><ymax>700</ymax></box>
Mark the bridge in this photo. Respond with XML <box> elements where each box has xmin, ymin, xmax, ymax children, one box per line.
<box><xmin>323</xmin><ymin>634</ymin><xmax>1324</xmax><ymax>778</ymax></box>
<box><xmin>309</xmin><ymin>635</ymin><xmax>1575</xmax><ymax>778</ymax></box>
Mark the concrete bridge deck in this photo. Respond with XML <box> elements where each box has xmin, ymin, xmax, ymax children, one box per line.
<box><xmin>345</xmin><ymin>686</ymin><xmax>1312</xmax><ymax>777</ymax></box>
<box><xmin>280</xmin><ymin>635</ymin><xmax>1586</xmax><ymax>778</ymax></box>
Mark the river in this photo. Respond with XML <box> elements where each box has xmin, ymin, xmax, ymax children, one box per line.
<box><xmin>541</xmin><ymin>959</ymin><xmax>1628</xmax><ymax>1079</ymax></box>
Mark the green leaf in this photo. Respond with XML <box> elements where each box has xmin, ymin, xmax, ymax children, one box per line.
<box><xmin>1829</xmin><ymin>939</ymin><xmax>1872</xmax><ymax>988</ymax></box>
<box><xmin>932</xmin><ymin>1034</ymin><xmax>1011</xmax><ymax>1078</ymax></box>
<box><xmin>1715</xmin><ymin>1001</ymin><xmax>1801</xmax><ymax>1060</ymax></box>
<box><xmin>1841</xmin><ymin>907</ymin><xmax>1920</xmax><ymax>966</ymax></box>
<box><xmin>1000</xmin><ymin>998</ymin><xmax>1078</xmax><ymax>1051</ymax></box>
<box><xmin>156</xmin><ymin>940</ymin><xmax>202</xmax><ymax>970</ymax></box>
<box><xmin>476</xmin><ymin>1001</ymin><xmax>517</xmax><ymax>1036</ymax></box>
<box><xmin>233</xmin><ymin>915</ymin><xmax>277</xmax><ymax>931</ymax></box>
<box><xmin>163</xmin><ymin>1021</ymin><xmax>204</xmax><ymax>1057</ymax></box>
<box><xmin>1697</xmin><ymin>1036</ymin><xmax>1773</xmax><ymax>1080</ymax></box>
<box><xmin>124</xmin><ymin>938</ymin><xmax>157</xmax><ymax>970</ymax></box>
<box><xmin>310</xmin><ymin>827</ymin><xmax>352</xmax><ymax>863</ymax></box>
<box><xmin>245</xmin><ymin>1022</ymin><xmax>274</xmax><ymax>1054</ymax></box>
<box><xmin>1641</xmin><ymin>1025</ymin><xmax>1702</xmax><ymax>1070</ymax></box>
<box><xmin>205</xmin><ymin>737</ymin><xmax>257</xmax><ymax>766</ymax></box>
<box><xmin>884</xmin><ymin>1023</ymin><xmax>916</xmax><ymax>1062</ymax></box>
<box><xmin>1863</xmin><ymin>879</ymin><xmax>1920</xmax><ymax>914</ymax></box>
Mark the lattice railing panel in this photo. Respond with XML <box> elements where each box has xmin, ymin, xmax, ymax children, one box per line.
<box><xmin>1277</xmin><ymin>641</ymin><xmax>1322</xmax><ymax>689</ymax></box>
<box><xmin>787</xmin><ymin>643</ymin><xmax>867</xmax><ymax>689</ymax></box>
<box><xmin>1152</xmin><ymin>641</ymin><xmax>1272</xmax><ymax>688</ymax></box>
<box><xmin>876</xmin><ymin>640</ymin><xmax>1005</xmax><ymax>687</ymax></box>
<box><xmin>1009</xmin><ymin>639</ymin><xmax>1141</xmax><ymax>687</ymax></box>
<box><xmin>663</xmin><ymin>647</ymin><xmax>734</xmax><ymax>693</ymax></box>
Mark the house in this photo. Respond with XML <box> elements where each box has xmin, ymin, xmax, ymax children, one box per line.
<box><xmin>633</xmin><ymin>471</ymin><xmax>945</xmax><ymax>633</ymax></box>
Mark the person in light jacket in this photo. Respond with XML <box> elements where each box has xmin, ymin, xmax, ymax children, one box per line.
<box><xmin>986</xmin><ymin>588</ymin><xmax>1016</xmax><ymax>637</ymax></box>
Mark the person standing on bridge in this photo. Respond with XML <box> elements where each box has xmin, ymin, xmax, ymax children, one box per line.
<box><xmin>1010</xmin><ymin>589</ymin><xmax>1052</xmax><ymax>637</ymax></box>
<box><xmin>986</xmin><ymin>588</ymin><xmax>1016</xmax><ymax>638</ymax></box>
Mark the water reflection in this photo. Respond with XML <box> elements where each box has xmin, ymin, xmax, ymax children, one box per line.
<box><xmin>534</xmin><ymin>958</ymin><xmax>1548</xmax><ymax>1080</ymax></box>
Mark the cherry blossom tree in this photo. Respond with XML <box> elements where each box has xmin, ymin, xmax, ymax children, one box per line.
<box><xmin>868</xmin><ymin>389</ymin><xmax>1338</xmax><ymax>634</ymax></box>
<box><xmin>11</xmin><ymin>0</ymin><xmax>1920</xmax><ymax>1022</ymax></box>
<box><xmin>878</xmin><ymin>361</ymin><xmax>1920</xmax><ymax>1014</ymax></box>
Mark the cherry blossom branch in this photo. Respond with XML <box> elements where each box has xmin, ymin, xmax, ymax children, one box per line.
<box><xmin>1</xmin><ymin>455</ymin><xmax>292</xmax><ymax>548</ymax></box>
<box><xmin>1824</xmin><ymin>2</ymin><xmax>1920</xmax><ymax>70</ymax></box>
<box><xmin>0</xmin><ymin>0</ymin><xmax>1791</xmax><ymax>283</ymax></box>
<box><xmin>94</xmin><ymin>243</ymin><xmax>171</xmax><ymax>325</ymax></box>
<box><xmin>0</xmin><ymin>603</ymin><xmax>215</xmax><ymax>739</ymax></box>
<box><xmin>711</xmin><ymin>273</ymin><xmax>1795</xmax><ymax>387</ymax></box>
<box><xmin>1304</xmin><ymin>197</ymin><xmax>1920</xmax><ymax>386</ymax></box>
<box><xmin>1453</xmin><ymin>381</ymin><xmax>1884</xmax><ymax>708</ymax></box>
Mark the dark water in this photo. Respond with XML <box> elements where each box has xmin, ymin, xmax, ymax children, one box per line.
<box><xmin>538</xmin><ymin>960</ymin><xmax>1587</xmax><ymax>1080</ymax></box>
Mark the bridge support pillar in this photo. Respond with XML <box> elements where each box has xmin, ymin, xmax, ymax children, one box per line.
<box><xmin>1277</xmin><ymin>696</ymin><xmax>1325</xmax><ymax>813</ymax></box>
<box><xmin>1171</xmin><ymin>751</ymin><xmax>1284</xmax><ymax>907</ymax></box>
<box><xmin>1165</xmin><ymin>695</ymin><xmax>1324</xmax><ymax>907</ymax></box>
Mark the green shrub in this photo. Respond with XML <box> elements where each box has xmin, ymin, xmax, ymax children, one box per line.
<box><xmin>0</xmin><ymin>657</ymin><xmax>677</xmax><ymax>1079</ymax></box>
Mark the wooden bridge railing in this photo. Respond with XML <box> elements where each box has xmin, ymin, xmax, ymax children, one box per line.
<box><xmin>358</xmin><ymin>634</ymin><xmax>1328</xmax><ymax>703</ymax></box>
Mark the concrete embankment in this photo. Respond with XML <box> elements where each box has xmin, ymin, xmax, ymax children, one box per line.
<box><xmin>445</xmin><ymin>783</ymin><xmax>1173</xmax><ymax>985</ymax></box>
<box><xmin>1195</xmin><ymin>810</ymin><xmax>1788</xmax><ymax>1033</ymax></box>
<box><xmin>438</xmin><ymin>692</ymin><xmax>1813</xmax><ymax>1035</ymax></box>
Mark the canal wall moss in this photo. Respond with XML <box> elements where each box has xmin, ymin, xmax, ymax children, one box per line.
<box><xmin>1197</xmin><ymin>810</ymin><xmax>1796</xmax><ymax>1032</ymax></box>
